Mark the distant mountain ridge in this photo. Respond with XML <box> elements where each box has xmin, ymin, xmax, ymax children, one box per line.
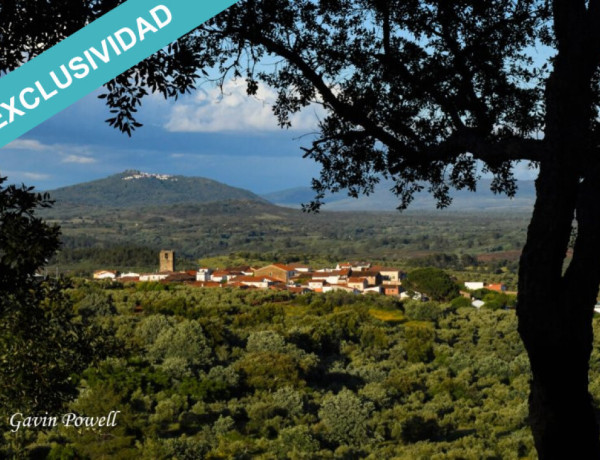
<box><xmin>47</xmin><ymin>170</ymin><xmax>265</xmax><ymax>208</ymax></box>
<box><xmin>262</xmin><ymin>179</ymin><xmax>537</xmax><ymax>212</ymax></box>
<box><xmin>46</xmin><ymin>171</ymin><xmax>535</xmax><ymax>212</ymax></box>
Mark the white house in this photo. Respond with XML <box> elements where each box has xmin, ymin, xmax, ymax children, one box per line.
<box><xmin>230</xmin><ymin>276</ymin><xmax>274</xmax><ymax>289</ymax></box>
<box><xmin>347</xmin><ymin>277</ymin><xmax>368</xmax><ymax>291</ymax></box>
<box><xmin>372</xmin><ymin>266</ymin><xmax>404</xmax><ymax>284</ymax></box>
<box><xmin>139</xmin><ymin>273</ymin><xmax>169</xmax><ymax>282</ymax></box>
<box><xmin>465</xmin><ymin>282</ymin><xmax>485</xmax><ymax>290</ymax></box>
<box><xmin>196</xmin><ymin>268</ymin><xmax>213</xmax><ymax>282</ymax></box>
<box><xmin>211</xmin><ymin>271</ymin><xmax>231</xmax><ymax>282</ymax></box>
<box><xmin>312</xmin><ymin>270</ymin><xmax>350</xmax><ymax>285</ymax></box>
<box><xmin>322</xmin><ymin>285</ymin><xmax>359</xmax><ymax>294</ymax></box>
<box><xmin>93</xmin><ymin>270</ymin><xmax>118</xmax><ymax>280</ymax></box>
<box><xmin>308</xmin><ymin>280</ymin><xmax>327</xmax><ymax>290</ymax></box>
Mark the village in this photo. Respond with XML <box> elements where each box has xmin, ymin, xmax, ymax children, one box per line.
<box><xmin>92</xmin><ymin>250</ymin><xmax>508</xmax><ymax>305</ymax></box>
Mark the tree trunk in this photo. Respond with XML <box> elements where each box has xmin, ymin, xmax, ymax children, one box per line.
<box><xmin>516</xmin><ymin>6</ymin><xmax>600</xmax><ymax>455</ymax></box>
<box><xmin>517</xmin><ymin>157</ymin><xmax>600</xmax><ymax>458</ymax></box>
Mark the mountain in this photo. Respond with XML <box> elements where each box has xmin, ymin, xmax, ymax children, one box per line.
<box><xmin>262</xmin><ymin>179</ymin><xmax>537</xmax><ymax>212</ymax></box>
<box><xmin>261</xmin><ymin>187</ymin><xmax>320</xmax><ymax>207</ymax></box>
<box><xmin>46</xmin><ymin>170</ymin><xmax>535</xmax><ymax>212</ymax></box>
<box><xmin>46</xmin><ymin>170</ymin><xmax>265</xmax><ymax>208</ymax></box>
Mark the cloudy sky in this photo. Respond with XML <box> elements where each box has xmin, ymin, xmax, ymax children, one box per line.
<box><xmin>0</xmin><ymin>78</ymin><xmax>326</xmax><ymax>194</ymax></box>
<box><xmin>0</xmin><ymin>76</ymin><xmax>539</xmax><ymax>196</ymax></box>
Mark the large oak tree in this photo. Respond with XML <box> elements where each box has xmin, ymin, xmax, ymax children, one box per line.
<box><xmin>4</xmin><ymin>0</ymin><xmax>600</xmax><ymax>458</ymax></box>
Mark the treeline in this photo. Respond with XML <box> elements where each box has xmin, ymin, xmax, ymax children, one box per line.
<box><xmin>410</xmin><ymin>253</ymin><xmax>480</xmax><ymax>270</ymax></box>
<box><xmin>50</xmin><ymin>246</ymin><xmax>158</xmax><ymax>269</ymax></box>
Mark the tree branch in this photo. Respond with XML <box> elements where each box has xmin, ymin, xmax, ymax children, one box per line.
<box><xmin>251</xmin><ymin>34</ymin><xmax>424</xmax><ymax>149</ymax></box>
<box><xmin>221</xmin><ymin>17</ymin><xmax>544</xmax><ymax>170</ymax></box>
<box><xmin>436</xmin><ymin>3</ymin><xmax>493</xmax><ymax>133</ymax></box>
<box><xmin>442</xmin><ymin>129</ymin><xmax>545</xmax><ymax>164</ymax></box>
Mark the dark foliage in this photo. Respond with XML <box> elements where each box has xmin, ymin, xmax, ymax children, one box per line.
<box><xmin>404</xmin><ymin>268</ymin><xmax>460</xmax><ymax>301</ymax></box>
<box><xmin>0</xmin><ymin>178</ymin><xmax>101</xmax><ymax>421</ymax></box>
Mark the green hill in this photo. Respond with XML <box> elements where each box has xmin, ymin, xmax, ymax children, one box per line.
<box><xmin>37</xmin><ymin>172</ymin><xmax>531</xmax><ymax>275</ymax></box>
<box><xmin>46</xmin><ymin>170</ymin><xmax>265</xmax><ymax>207</ymax></box>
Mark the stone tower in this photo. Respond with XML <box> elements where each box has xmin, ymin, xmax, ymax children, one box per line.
<box><xmin>159</xmin><ymin>250</ymin><xmax>175</xmax><ymax>272</ymax></box>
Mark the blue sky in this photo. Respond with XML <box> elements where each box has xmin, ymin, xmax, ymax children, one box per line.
<box><xmin>0</xmin><ymin>79</ymin><xmax>325</xmax><ymax>194</ymax></box>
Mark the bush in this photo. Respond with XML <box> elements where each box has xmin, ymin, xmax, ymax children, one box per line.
<box><xmin>451</xmin><ymin>296</ymin><xmax>472</xmax><ymax>309</ymax></box>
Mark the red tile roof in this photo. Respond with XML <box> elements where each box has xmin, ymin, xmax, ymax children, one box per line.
<box><xmin>348</xmin><ymin>277</ymin><xmax>368</xmax><ymax>283</ymax></box>
<box><xmin>271</xmin><ymin>263</ymin><xmax>297</xmax><ymax>271</ymax></box>
<box><xmin>190</xmin><ymin>281</ymin><xmax>222</xmax><ymax>288</ymax></box>
<box><xmin>487</xmin><ymin>283</ymin><xmax>506</xmax><ymax>292</ymax></box>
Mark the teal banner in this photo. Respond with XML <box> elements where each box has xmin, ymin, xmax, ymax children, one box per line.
<box><xmin>0</xmin><ymin>0</ymin><xmax>238</xmax><ymax>148</ymax></box>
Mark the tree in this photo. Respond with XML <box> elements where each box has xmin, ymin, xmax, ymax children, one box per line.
<box><xmin>0</xmin><ymin>178</ymin><xmax>97</xmax><ymax>419</ymax></box>
<box><xmin>403</xmin><ymin>268</ymin><xmax>460</xmax><ymax>301</ymax></box>
<box><xmin>318</xmin><ymin>389</ymin><xmax>374</xmax><ymax>447</ymax></box>
<box><xmin>0</xmin><ymin>179</ymin><xmax>59</xmax><ymax>292</ymax></box>
<box><xmin>4</xmin><ymin>1</ymin><xmax>600</xmax><ymax>457</ymax></box>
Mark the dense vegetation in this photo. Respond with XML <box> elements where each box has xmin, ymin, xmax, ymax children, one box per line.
<box><xmin>6</xmin><ymin>281</ymin><xmax>597</xmax><ymax>459</ymax></box>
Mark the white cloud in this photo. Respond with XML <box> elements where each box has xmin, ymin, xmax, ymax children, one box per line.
<box><xmin>3</xmin><ymin>137</ymin><xmax>98</xmax><ymax>165</ymax></box>
<box><xmin>165</xmin><ymin>79</ymin><xmax>323</xmax><ymax>133</ymax></box>
<box><xmin>5</xmin><ymin>139</ymin><xmax>50</xmax><ymax>151</ymax></box>
<box><xmin>22</xmin><ymin>172</ymin><xmax>51</xmax><ymax>180</ymax></box>
<box><xmin>62</xmin><ymin>154</ymin><xmax>97</xmax><ymax>164</ymax></box>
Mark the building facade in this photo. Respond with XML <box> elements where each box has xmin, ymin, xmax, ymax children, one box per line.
<box><xmin>159</xmin><ymin>250</ymin><xmax>175</xmax><ymax>272</ymax></box>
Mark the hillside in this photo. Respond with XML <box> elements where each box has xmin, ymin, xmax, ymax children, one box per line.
<box><xmin>41</xmin><ymin>199</ymin><xmax>530</xmax><ymax>275</ymax></box>
<box><xmin>36</xmin><ymin>172</ymin><xmax>532</xmax><ymax>275</ymax></box>
<box><xmin>46</xmin><ymin>170</ymin><xmax>265</xmax><ymax>207</ymax></box>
